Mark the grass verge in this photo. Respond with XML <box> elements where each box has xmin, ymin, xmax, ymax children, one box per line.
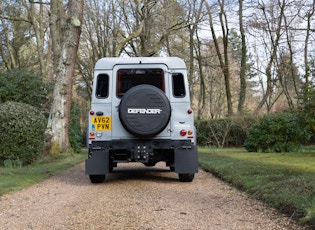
<box><xmin>198</xmin><ymin>147</ymin><xmax>315</xmax><ymax>228</ymax></box>
<box><xmin>0</xmin><ymin>152</ymin><xmax>86</xmax><ymax>196</ymax></box>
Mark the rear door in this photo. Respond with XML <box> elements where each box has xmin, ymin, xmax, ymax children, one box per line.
<box><xmin>111</xmin><ymin>64</ymin><xmax>171</xmax><ymax>139</ymax></box>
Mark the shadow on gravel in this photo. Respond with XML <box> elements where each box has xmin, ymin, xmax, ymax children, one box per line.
<box><xmin>61</xmin><ymin>163</ymin><xmax>182</xmax><ymax>186</ymax></box>
<box><xmin>106</xmin><ymin>164</ymin><xmax>179</xmax><ymax>183</ymax></box>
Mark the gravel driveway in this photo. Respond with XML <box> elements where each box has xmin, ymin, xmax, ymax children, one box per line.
<box><xmin>0</xmin><ymin>162</ymin><xmax>305</xmax><ymax>229</ymax></box>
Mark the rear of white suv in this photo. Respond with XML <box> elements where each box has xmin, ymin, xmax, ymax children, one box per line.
<box><xmin>86</xmin><ymin>57</ymin><xmax>198</xmax><ymax>183</ymax></box>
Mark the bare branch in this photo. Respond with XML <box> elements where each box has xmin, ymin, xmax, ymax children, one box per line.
<box><xmin>0</xmin><ymin>14</ymin><xmax>31</xmax><ymax>23</ymax></box>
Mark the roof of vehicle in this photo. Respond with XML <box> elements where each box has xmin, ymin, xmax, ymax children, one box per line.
<box><xmin>94</xmin><ymin>57</ymin><xmax>186</xmax><ymax>70</ymax></box>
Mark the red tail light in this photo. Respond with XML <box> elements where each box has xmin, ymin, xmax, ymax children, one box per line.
<box><xmin>180</xmin><ymin>129</ymin><xmax>187</xmax><ymax>136</ymax></box>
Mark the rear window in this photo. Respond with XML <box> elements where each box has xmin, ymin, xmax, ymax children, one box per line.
<box><xmin>172</xmin><ymin>73</ymin><xmax>186</xmax><ymax>97</ymax></box>
<box><xmin>117</xmin><ymin>69</ymin><xmax>164</xmax><ymax>98</ymax></box>
<box><xmin>96</xmin><ymin>74</ymin><xmax>109</xmax><ymax>98</ymax></box>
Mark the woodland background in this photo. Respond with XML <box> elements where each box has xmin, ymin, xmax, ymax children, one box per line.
<box><xmin>0</xmin><ymin>0</ymin><xmax>315</xmax><ymax>155</ymax></box>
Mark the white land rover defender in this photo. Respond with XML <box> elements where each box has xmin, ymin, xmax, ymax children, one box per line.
<box><xmin>85</xmin><ymin>57</ymin><xmax>198</xmax><ymax>183</ymax></box>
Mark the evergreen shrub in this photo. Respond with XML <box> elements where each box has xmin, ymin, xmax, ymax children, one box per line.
<box><xmin>69</xmin><ymin>100</ymin><xmax>83</xmax><ymax>152</ymax></box>
<box><xmin>0</xmin><ymin>101</ymin><xmax>46</xmax><ymax>165</ymax></box>
<box><xmin>244</xmin><ymin>112</ymin><xmax>310</xmax><ymax>152</ymax></box>
<box><xmin>0</xmin><ymin>70</ymin><xmax>50</xmax><ymax>109</ymax></box>
<box><xmin>195</xmin><ymin>116</ymin><xmax>258</xmax><ymax>147</ymax></box>
<box><xmin>299</xmin><ymin>85</ymin><xmax>315</xmax><ymax>144</ymax></box>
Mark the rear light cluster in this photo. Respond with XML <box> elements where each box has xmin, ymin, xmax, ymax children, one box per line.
<box><xmin>180</xmin><ymin>129</ymin><xmax>194</xmax><ymax>138</ymax></box>
<box><xmin>89</xmin><ymin>132</ymin><xmax>95</xmax><ymax>140</ymax></box>
<box><xmin>89</xmin><ymin>132</ymin><xmax>102</xmax><ymax>140</ymax></box>
<box><xmin>89</xmin><ymin>111</ymin><xmax>95</xmax><ymax>139</ymax></box>
<box><xmin>180</xmin><ymin>109</ymin><xmax>194</xmax><ymax>138</ymax></box>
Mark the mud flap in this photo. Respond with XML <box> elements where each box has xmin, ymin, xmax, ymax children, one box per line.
<box><xmin>85</xmin><ymin>150</ymin><xmax>109</xmax><ymax>175</ymax></box>
<box><xmin>174</xmin><ymin>145</ymin><xmax>198</xmax><ymax>174</ymax></box>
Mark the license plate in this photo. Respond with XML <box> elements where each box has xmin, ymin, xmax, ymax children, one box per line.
<box><xmin>91</xmin><ymin>116</ymin><xmax>112</xmax><ymax>131</ymax></box>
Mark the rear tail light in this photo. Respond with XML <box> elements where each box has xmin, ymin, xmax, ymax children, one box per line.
<box><xmin>187</xmin><ymin>109</ymin><xmax>193</xmax><ymax>114</ymax></box>
<box><xmin>180</xmin><ymin>129</ymin><xmax>187</xmax><ymax>136</ymax></box>
<box><xmin>90</xmin><ymin>110</ymin><xmax>95</xmax><ymax>115</ymax></box>
<box><xmin>180</xmin><ymin>129</ymin><xmax>194</xmax><ymax>138</ymax></box>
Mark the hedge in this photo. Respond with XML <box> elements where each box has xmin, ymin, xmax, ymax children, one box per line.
<box><xmin>195</xmin><ymin>116</ymin><xmax>258</xmax><ymax>147</ymax></box>
<box><xmin>0</xmin><ymin>101</ymin><xmax>46</xmax><ymax>166</ymax></box>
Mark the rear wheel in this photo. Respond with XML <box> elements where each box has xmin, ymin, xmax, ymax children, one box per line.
<box><xmin>178</xmin><ymin>173</ymin><xmax>194</xmax><ymax>182</ymax></box>
<box><xmin>109</xmin><ymin>160</ymin><xmax>116</xmax><ymax>172</ymax></box>
<box><xmin>89</xmin><ymin>175</ymin><xmax>105</xmax><ymax>183</ymax></box>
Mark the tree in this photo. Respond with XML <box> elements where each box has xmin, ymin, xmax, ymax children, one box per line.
<box><xmin>186</xmin><ymin>0</ymin><xmax>206</xmax><ymax>119</ymax></box>
<box><xmin>77</xmin><ymin>0</ymin><xmax>122</xmax><ymax>101</ymax></box>
<box><xmin>116</xmin><ymin>0</ymin><xmax>188</xmax><ymax>57</ymax></box>
<box><xmin>237</xmin><ymin>0</ymin><xmax>247</xmax><ymax>114</ymax></box>
<box><xmin>0</xmin><ymin>0</ymin><xmax>26</xmax><ymax>70</ymax></box>
<box><xmin>22</xmin><ymin>0</ymin><xmax>48</xmax><ymax>78</ymax></box>
<box><xmin>205</xmin><ymin>1</ymin><xmax>233</xmax><ymax>116</ymax></box>
<box><xmin>276</xmin><ymin>52</ymin><xmax>302</xmax><ymax>110</ymax></box>
<box><xmin>0</xmin><ymin>0</ymin><xmax>49</xmax><ymax>76</ymax></box>
<box><xmin>249</xmin><ymin>0</ymin><xmax>286</xmax><ymax>114</ymax></box>
<box><xmin>77</xmin><ymin>0</ymin><xmax>191</xmax><ymax>103</ymax></box>
<box><xmin>45</xmin><ymin>0</ymin><xmax>84</xmax><ymax>155</ymax></box>
<box><xmin>302</xmin><ymin>1</ymin><xmax>315</xmax><ymax>101</ymax></box>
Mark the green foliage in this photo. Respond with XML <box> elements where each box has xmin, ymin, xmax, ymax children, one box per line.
<box><xmin>195</xmin><ymin>116</ymin><xmax>258</xmax><ymax>147</ymax></box>
<box><xmin>0</xmin><ymin>69</ymin><xmax>51</xmax><ymax>110</ymax></box>
<box><xmin>199</xmin><ymin>148</ymin><xmax>315</xmax><ymax>227</ymax></box>
<box><xmin>0</xmin><ymin>101</ymin><xmax>46</xmax><ymax>165</ymax></box>
<box><xmin>69</xmin><ymin>100</ymin><xmax>83</xmax><ymax>152</ymax></box>
<box><xmin>244</xmin><ymin>112</ymin><xmax>310</xmax><ymax>152</ymax></box>
<box><xmin>300</xmin><ymin>85</ymin><xmax>315</xmax><ymax>133</ymax></box>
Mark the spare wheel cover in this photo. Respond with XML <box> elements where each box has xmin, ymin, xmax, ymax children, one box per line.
<box><xmin>119</xmin><ymin>84</ymin><xmax>171</xmax><ymax>137</ymax></box>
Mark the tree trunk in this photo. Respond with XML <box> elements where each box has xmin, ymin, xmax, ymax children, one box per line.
<box><xmin>195</xmin><ymin>32</ymin><xmax>206</xmax><ymax>119</ymax></box>
<box><xmin>206</xmin><ymin>1</ymin><xmax>233</xmax><ymax>116</ymax></box>
<box><xmin>237</xmin><ymin>0</ymin><xmax>247</xmax><ymax>114</ymax></box>
<box><xmin>187</xmin><ymin>0</ymin><xmax>205</xmax><ymax>118</ymax></box>
<box><xmin>303</xmin><ymin>3</ymin><xmax>314</xmax><ymax>100</ymax></box>
<box><xmin>46</xmin><ymin>0</ymin><xmax>84</xmax><ymax>155</ymax></box>
<box><xmin>0</xmin><ymin>0</ymin><xmax>18</xmax><ymax>70</ymax></box>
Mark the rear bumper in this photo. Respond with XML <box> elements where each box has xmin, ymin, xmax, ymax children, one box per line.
<box><xmin>85</xmin><ymin>139</ymin><xmax>198</xmax><ymax>175</ymax></box>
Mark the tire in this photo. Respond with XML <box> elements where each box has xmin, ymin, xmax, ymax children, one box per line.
<box><xmin>109</xmin><ymin>161</ymin><xmax>116</xmax><ymax>172</ymax></box>
<box><xmin>178</xmin><ymin>173</ymin><xmax>194</xmax><ymax>182</ymax></box>
<box><xmin>119</xmin><ymin>84</ymin><xmax>171</xmax><ymax>137</ymax></box>
<box><xmin>89</xmin><ymin>175</ymin><xmax>105</xmax><ymax>183</ymax></box>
